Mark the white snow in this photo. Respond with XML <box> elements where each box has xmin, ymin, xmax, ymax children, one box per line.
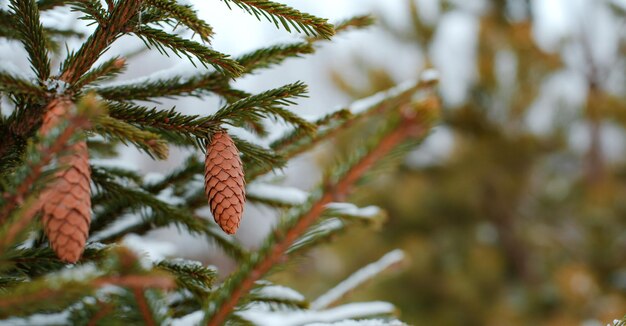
<box><xmin>324</xmin><ymin>203</ymin><xmax>382</xmax><ymax>219</ymax></box>
<box><xmin>170</xmin><ymin>310</ymin><xmax>204</xmax><ymax>326</ymax></box>
<box><xmin>51</xmin><ymin>263</ymin><xmax>100</xmax><ymax>284</ymax></box>
<box><xmin>311</xmin><ymin>250</ymin><xmax>405</xmax><ymax>310</ymax></box>
<box><xmin>93</xmin><ymin>60</ymin><xmax>212</xmax><ymax>89</ymax></box>
<box><xmin>254</xmin><ymin>283</ymin><xmax>306</xmax><ymax>302</ymax></box>
<box><xmin>143</xmin><ymin>172</ymin><xmax>166</xmax><ymax>185</ymax></box>
<box><xmin>420</xmin><ymin>69</ymin><xmax>440</xmax><ymax>83</ymax></box>
<box><xmin>238</xmin><ymin>301</ymin><xmax>397</xmax><ymax>326</ymax></box>
<box><xmin>290</xmin><ymin>218</ymin><xmax>344</xmax><ymax>252</ymax></box>
<box><xmin>347</xmin><ymin>79</ymin><xmax>417</xmax><ymax>115</ymax></box>
<box><xmin>89</xmin><ymin>214</ymin><xmax>143</xmax><ymax>242</ymax></box>
<box><xmin>247</xmin><ymin>183</ymin><xmax>309</xmax><ymax>206</ymax></box>
<box><xmin>0</xmin><ymin>311</ymin><xmax>71</xmax><ymax>326</ymax></box>
<box><xmin>156</xmin><ymin>187</ymin><xmax>186</xmax><ymax>206</ymax></box>
<box><xmin>306</xmin><ymin>319</ymin><xmax>407</xmax><ymax>326</ymax></box>
<box><xmin>122</xmin><ymin>233</ymin><xmax>177</xmax><ymax>265</ymax></box>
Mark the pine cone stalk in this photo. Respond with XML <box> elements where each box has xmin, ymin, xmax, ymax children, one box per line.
<box><xmin>40</xmin><ymin>98</ymin><xmax>92</xmax><ymax>263</ymax></box>
<box><xmin>204</xmin><ymin>131</ymin><xmax>245</xmax><ymax>234</ymax></box>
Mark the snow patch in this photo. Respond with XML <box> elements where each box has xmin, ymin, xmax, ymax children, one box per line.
<box><xmin>0</xmin><ymin>311</ymin><xmax>70</xmax><ymax>326</ymax></box>
<box><xmin>325</xmin><ymin>203</ymin><xmax>381</xmax><ymax>219</ymax></box>
<box><xmin>311</xmin><ymin>250</ymin><xmax>405</xmax><ymax>310</ymax></box>
<box><xmin>122</xmin><ymin>234</ymin><xmax>177</xmax><ymax>265</ymax></box>
<box><xmin>247</xmin><ymin>183</ymin><xmax>309</xmax><ymax>206</ymax></box>
<box><xmin>254</xmin><ymin>283</ymin><xmax>306</xmax><ymax>302</ymax></box>
<box><xmin>307</xmin><ymin>319</ymin><xmax>407</xmax><ymax>326</ymax></box>
<box><xmin>170</xmin><ymin>310</ymin><xmax>204</xmax><ymax>326</ymax></box>
<box><xmin>347</xmin><ymin>79</ymin><xmax>417</xmax><ymax>115</ymax></box>
<box><xmin>238</xmin><ymin>301</ymin><xmax>396</xmax><ymax>326</ymax></box>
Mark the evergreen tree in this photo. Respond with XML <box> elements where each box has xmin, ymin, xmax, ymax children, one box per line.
<box><xmin>0</xmin><ymin>0</ymin><xmax>439</xmax><ymax>324</ymax></box>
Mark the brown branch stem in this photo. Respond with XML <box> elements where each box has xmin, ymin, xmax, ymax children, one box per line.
<box><xmin>133</xmin><ymin>288</ymin><xmax>156</xmax><ymax>326</ymax></box>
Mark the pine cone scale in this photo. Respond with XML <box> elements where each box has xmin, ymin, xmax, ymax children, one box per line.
<box><xmin>204</xmin><ymin>131</ymin><xmax>246</xmax><ymax>234</ymax></box>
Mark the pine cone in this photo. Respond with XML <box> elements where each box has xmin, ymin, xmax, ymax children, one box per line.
<box><xmin>40</xmin><ymin>98</ymin><xmax>92</xmax><ymax>263</ymax></box>
<box><xmin>204</xmin><ymin>131</ymin><xmax>245</xmax><ymax>234</ymax></box>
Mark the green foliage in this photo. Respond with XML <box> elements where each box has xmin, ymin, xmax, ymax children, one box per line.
<box><xmin>8</xmin><ymin>0</ymin><xmax>50</xmax><ymax>81</ymax></box>
<box><xmin>219</xmin><ymin>0</ymin><xmax>335</xmax><ymax>38</ymax></box>
<box><xmin>0</xmin><ymin>0</ymin><xmax>424</xmax><ymax>323</ymax></box>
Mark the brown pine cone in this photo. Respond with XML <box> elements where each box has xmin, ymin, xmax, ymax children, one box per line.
<box><xmin>204</xmin><ymin>131</ymin><xmax>245</xmax><ymax>234</ymax></box>
<box><xmin>41</xmin><ymin>140</ymin><xmax>91</xmax><ymax>263</ymax></box>
<box><xmin>40</xmin><ymin>97</ymin><xmax>92</xmax><ymax>263</ymax></box>
<box><xmin>40</xmin><ymin>97</ymin><xmax>72</xmax><ymax>135</ymax></box>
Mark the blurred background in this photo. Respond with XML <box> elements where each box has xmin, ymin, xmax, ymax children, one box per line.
<box><xmin>3</xmin><ymin>0</ymin><xmax>626</xmax><ymax>324</ymax></box>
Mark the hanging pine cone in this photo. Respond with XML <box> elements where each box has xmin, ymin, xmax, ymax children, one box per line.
<box><xmin>204</xmin><ymin>131</ymin><xmax>245</xmax><ymax>234</ymax></box>
<box><xmin>40</xmin><ymin>98</ymin><xmax>92</xmax><ymax>263</ymax></box>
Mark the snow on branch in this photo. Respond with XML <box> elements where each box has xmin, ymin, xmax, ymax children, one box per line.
<box><xmin>247</xmin><ymin>183</ymin><xmax>309</xmax><ymax>206</ymax></box>
<box><xmin>237</xmin><ymin>301</ymin><xmax>397</xmax><ymax>326</ymax></box>
<box><xmin>307</xmin><ymin>319</ymin><xmax>407</xmax><ymax>326</ymax></box>
<box><xmin>324</xmin><ymin>202</ymin><xmax>383</xmax><ymax>220</ymax></box>
<box><xmin>311</xmin><ymin>250</ymin><xmax>405</xmax><ymax>310</ymax></box>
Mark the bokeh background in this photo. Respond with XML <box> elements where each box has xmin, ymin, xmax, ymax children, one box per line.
<box><xmin>3</xmin><ymin>0</ymin><xmax>626</xmax><ymax>324</ymax></box>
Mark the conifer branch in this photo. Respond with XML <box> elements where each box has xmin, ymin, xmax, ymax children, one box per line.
<box><xmin>156</xmin><ymin>260</ymin><xmax>216</xmax><ymax>298</ymax></box>
<box><xmin>205</xmin><ymin>99</ymin><xmax>437</xmax><ymax>326</ymax></box>
<box><xmin>68</xmin><ymin>0</ymin><xmax>107</xmax><ymax>25</ymax></box>
<box><xmin>94</xmin><ymin>74</ymin><xmax>242</xmax><ymax>102</ymax></box>
<box><xmin>37</xmin><ymin>0</ymin><xmax>68</xmax><ymax>11</ymax></box>
<box><xmin>74</xmin><ymin>57</ymin><xmax>126</xmax><ymax>89</ymax></box>
<box><xmin>219</xmin><ymin>0</ymin><xmax>335</xmax><ymax>38</ymax></box>
<box><xmin>9</xmin><ymin>0</ymin><xmax>51</xmax><ymax>82</ymax></box>
<box><xmin>237</xmin><ymin>42</ymin><xmax>314</xmax><ymax>73</ymax></box>
<box><xmin>94</xmin><ymin>41</ymin><xmax>316</xmax><ymax>102</ymax></box>
<box><xmin>0</xmin><ymin>72</ymin><xmax>46</xmax><ymax>97</ymax></box>
<box><xmin>134</xmin><ymin>26</ymin><xmax>243</xmax><ymax>76</ymax></box>
<box><xmin>106</xmin><ymin>102</ymin><xmax>219</xmax><ymax>138</ymax></box>
<box><xmin>133</xmin><ymin>288</ymin><xmax>157</xmax><ymax>326</ymax></box>
<box><xmin>61</xmin><ymin>0</ymin><xmax>142</xmax><ymax>83</ymax></box>
<box><xmin>92</xmin><ymin>115</ymin><xmax>170</xmax><ymax>160</ymax></box>
<box><xmin>212</xmin><ymin>82</ymin><xmax>314</xmax><ymax>133</ymax></box>
<box><xmin>144</xmin><ymin>0</ymin><xmax>214</xmax><ymax>43</ymax></box>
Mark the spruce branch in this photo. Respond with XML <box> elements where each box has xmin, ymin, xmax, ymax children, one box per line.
<box><xmin>237</xmin><ymin>42</ymin><xmax>314</xmax><ymax>73</ymax></box>
<box><xmin>37</xmin><ymin>0</ymin><xmax>68</xmax><ymax>11</ymax></box>
<box><xmin>94</xmin><ymin>74</ymin><xmax>242</xmax><ymax>102</ymax></box>
<box><xmin>205</xmin><ymin>98</ymin><xmax>438</xmax><ymax>325</ymax></box>
<box><xmin>74</xmin><ymin>57</ymin><xmax>126</xmax><ymax>89</ymax></box>
<box><xmin>144</xmin><ymin>0</ymin><xmax>214</xmax><ymax>43</ymax></box>
<box><xmin>219</xmin><ymin>0</ymin><xmax>335</xmax><ymax>38</ymax></box>
<box><xmin>9</xmin><ymin>0</ymin><xmax>51</xmax><ymax>82</ymax></box>
<box><xmin>106</xmin><ymin>102</ymin><xmax>218</xmax><ymax>138</ymax></box>
<box><xmin>61</xmin><ymin>0</ymin><xmax>142</xmax><ymax>83</ymax></box>
<box><xmin>68</xmin><ymin>0</ymin><xmax>107</xmax><ymax>25</ymax></box>
<box><xmin>156</xmin><ymin>260</ymin><xmax>216</xmax><ymax>298</ymax></box>
<box><xmin>0</xmin><ymin>72</ymin><xmax>46</xmax><ymax>98</ymax></box>
<box><xmin>92</xmin><ymin>115</ymin><xmax>170</xmax><ymax>160</ymax></box>
<box><xmin>212</xmin><ymin>82</ymin><xmax>314</xmax><ymax>133</ymax></box>
<box><xmin>134</xmin><ymin>26</ymin><xmax>243</xmax><ymax>76</ymax></box>
<box><xmin>94</xmin><ymin>41</ymin><xmax>316</xmax><ymax>102</ymax></box>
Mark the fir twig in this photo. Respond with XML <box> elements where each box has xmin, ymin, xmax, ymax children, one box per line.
<box><xmin>219</xmin><ymin>0</ymin><xmax>335</xmax><ymax>38</ymax></box>
<box><xmin>134</xmin><ymin>26</ymin><xmax>243</xmax><ymax>76</ymax></box>
<box><xmin>144</xmin><ymin>0</ymin><xmax>214</xmax><ymax>42</ymax></box>
<box><xmin>9</xmin><ymin>0</ymin><xmax>51</xmax><ymax>81</ymax></box>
